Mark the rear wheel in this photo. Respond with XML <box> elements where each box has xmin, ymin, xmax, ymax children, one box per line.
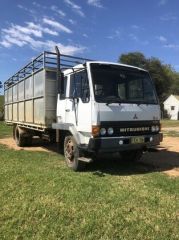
<box><xmin>14</xmin><ymin>126</ymin><xmax>26</xmax><ymax>147</ymax></box>
<box><xmin>64</xmin><ymin>135</ymin><xmax>86</xmax><ymax>171</ymax></box>
<box><xmin>25</xmin><ymin>136</ymin><xmax>32</xmax><ymax>146</ymax></box>
<box><xmin>120</xmin><ymin>150</ymin><xmax>143</xmax><ymax>162</ymax></box>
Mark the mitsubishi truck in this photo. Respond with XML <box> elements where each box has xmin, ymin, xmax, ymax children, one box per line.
<box><xmin>4</xmin><ymin>47</ymin><xmax>163</xmax><ymax>171</ymax></box>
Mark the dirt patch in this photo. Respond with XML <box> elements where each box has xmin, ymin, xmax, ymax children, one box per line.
<box><xmin>162</xmin><ymin>127</ymin><xmax>179</xmax><ymax>132</ymax></box>
<box><xmin>0</xmin><ymin>137</ymin><xmax>53</xmax><ymax>152</ymax></box>
<box><xmin>0</xmin><ymin>136</ymin><xmax>179</xmax><ymax>177</ymax></box>
<box><xmin>160</xmin><ymin>136</ymin><xmax>179</xmax><ymax>152</ymax></box>
<box><xmin>142</xmin><ymin>136</ymin><xmax>179</xmax><ymax>177</ymax></box>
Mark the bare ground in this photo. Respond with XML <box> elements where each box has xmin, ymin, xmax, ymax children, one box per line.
<box><xmin>143</xmin><ymin>137</ymin><xmax>179</xmax><ymax>177</ymax></box>
<box><xmin>0</xmin><ymin>136</ymin><xmax>179</xmax><ymax>177</ymax></box>
<box><xmin>0</xmin><ymin>137</ymin><xmax>50</xmax><ymax>152</ymax></box>
<box><xmin>162</xmin><ymin>127</ymin><xmax>179</xmax><ymax>132</ymax></box>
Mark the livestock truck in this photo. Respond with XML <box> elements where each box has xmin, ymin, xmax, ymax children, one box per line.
<box><xmin>4</xmin><ymin>47</ymin><xmax>163</xmax><ymax>171</ymax></box>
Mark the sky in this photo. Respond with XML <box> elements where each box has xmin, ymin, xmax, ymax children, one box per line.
<box><xmin>0</xmin><ymin>0</ymin><xmax>179</xmax><ymax>87</ymax></box>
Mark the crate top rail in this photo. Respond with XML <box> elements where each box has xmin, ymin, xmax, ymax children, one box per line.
<box><xmin>4</xmin><ymin>51</ymin><xmax>92</xmax><ymax>90</ymax></box>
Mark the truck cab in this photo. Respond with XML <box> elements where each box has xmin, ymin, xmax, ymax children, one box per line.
<box><xmin>54</xmin><ymin>61</ymin><xmax>162</xmax><ymax>170</ymax></box>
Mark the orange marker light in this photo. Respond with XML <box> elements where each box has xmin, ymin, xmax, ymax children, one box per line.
<box><xmin>92</xmin><ymin>125</ymin><xmax>100</xmax><ymax>137</ymax></box>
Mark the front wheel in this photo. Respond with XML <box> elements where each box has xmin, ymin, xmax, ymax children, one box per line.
<box><xmin>64</xmin><ymin>135</ymin><xmax>86</xmax><ymax>171</ymax></box>
<box><xmin>120</xmin><ymin>150</ymin><xmax>143</xmax><ymax>162</ymax></box>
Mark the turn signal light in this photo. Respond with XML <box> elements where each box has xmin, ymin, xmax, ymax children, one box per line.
<box><xmin>92</xmin><ymin>125</ymin><xmax>100</xmax><ymax>137</ymax></box>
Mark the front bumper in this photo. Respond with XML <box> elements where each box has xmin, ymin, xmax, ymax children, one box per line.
<box><xmin>87</xmin><ymin>133</ymin><xmax>163</xmax><ymax>153</ymax></box>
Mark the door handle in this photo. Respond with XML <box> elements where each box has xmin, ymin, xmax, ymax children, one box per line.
<box><xmin>65</xmin><ymin>109</ymin><xmax>70</xmax><ymax>112</ymax></box>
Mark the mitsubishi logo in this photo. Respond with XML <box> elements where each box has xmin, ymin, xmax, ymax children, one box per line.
<box><xmin>133</xmin><ymin>114</ymin><xmax>138</xmax><ymax>119</ymax></box>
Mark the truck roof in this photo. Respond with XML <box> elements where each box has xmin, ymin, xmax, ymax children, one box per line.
<box><xmin>63</xmin><ymin>61</ymin><xmax>148</xmax><ymax>75</ymax></box>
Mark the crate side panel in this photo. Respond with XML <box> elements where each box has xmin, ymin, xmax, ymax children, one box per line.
<box><xmin>34</xmin><ymin>98</ymin><xmax>45</xmax><ymax>125</ymax></box>
<box><xmin>25</xmin><ymin>76</ymin><xmax>33</xmax><ymax>99</ymax></box>
<box><xmin>4</xmin><ymin>90</ymin><xmax>8</xmax><ymax>104</ymax></box>
<box><xmin>13</xmin><ymin>103</ymin><xmax>18</xmax><ymax>121</ymax></box>
<box><xmin>8</xmin><ymin>88</ymin><xmax>13</xmax><ymax>103</ymax></box>
<box><xmin>25</xmin><ymin>100</ymin><xmax>33</xmax><ymax>123</ymax></box>
<box><xmin>34</xmin><ymin>71</ymin><xmax>44</xmax><ymax>97</ymax></box>
<box><xmin>19</xmin><ymin>102</ymin><xmax>24</xmax><ymax>122</ymax></box>
<box><xmin>18</xmin><ymin>81</ymin><xmax>24</xmax><ymax>101</ymax></box>
<box><xmin>8</xmin><ymin>104</ymin><xmax>12</xmax><ymax>121</ymax></box>
<box><xmin>45</xmin><ymin>70</ymin><xmax>57</xmax><ymax>126</ymax></box>
<box><xmin>13</xmin><ymin>85</ymin><xmax>18</xmax><ymax>102</ymax></box>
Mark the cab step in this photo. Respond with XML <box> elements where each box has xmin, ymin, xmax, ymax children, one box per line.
<box><xmin>78</xmin><ymin>157</ymin><xmax>93</xmax><ymax>163</ymax></box>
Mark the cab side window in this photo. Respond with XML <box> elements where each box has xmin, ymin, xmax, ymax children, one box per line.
<box><xmin>69</xmin><ymin>70</ymin><xmax>90</xmax><ymax>103</ymax></box>
<box><xmin>60</xmin><ymin>76</ymin><xmax>67</xmax><ymax>100</ymax></box>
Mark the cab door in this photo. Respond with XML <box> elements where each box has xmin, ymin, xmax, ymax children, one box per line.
<box><xmin>56</xmin><ymin>76</ymin><xmax>68</xmax><ymax>123</ymax></box>
<box><xmin>65</xmin><ymin>70</ymin><xmax>91</xmax><ymax>132</ymax></box>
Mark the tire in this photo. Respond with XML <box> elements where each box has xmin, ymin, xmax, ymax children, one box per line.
<box><xmin>64</xmin><ymin>135</ymin><xmax>86</xmax><ymax>171</ymax></box>
<box><xmin>25</xmin><ymin>136</ymin><xmax>32</xmax><ymax>146</ymax></box>
<box><xmin>120</xmin><ymin>150</ymin><xmax>143</xmax><ymax>162</ymax></box>
<box><xmin>14</xmin><ymin>126</ymin><xmax>26</xmax><ymax>147</ymax></box>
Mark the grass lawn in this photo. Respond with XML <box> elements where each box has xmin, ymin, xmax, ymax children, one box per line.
<box><xmin>0</xmin><ymin>121</ymin><xmax>12</xmax><ymax>138</ymax></box>
<box><xmin>161</xmin><ymin>120</ymin><xmax>179</xmax><ymax>137</ymax></box>
<box><xmin>163</xmin><ymin>131</ymin><xmax>179</xmax><ymax>137</ymax></box>
<box><xmin>161</xmin><ymin>119</ymin><xmax>179</xmax><ymax>128</ymax></box>
<box><xmin>0</xmin><ymin>123</ymin><xmax>179</xmax><ymax>239</ymax></box>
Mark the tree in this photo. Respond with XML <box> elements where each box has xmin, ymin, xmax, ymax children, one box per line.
<box><xmin>119</xmin><ymin>52</ymin><xmax>147</xmax><ymax>69</ymax></box>
<box><xmin>146</xmin><ymin>57</ymin><xmax>172</xmax><ymax>102</ymax></box>
<box><xmin>0</xmin><ymin>81</ymin><xmax>2</xmax><ymax>94</ymax></box>
<box><xmin>169</xmin><ymin>72</ymin><xmax>179</xmax><ymax>96</ymax></box>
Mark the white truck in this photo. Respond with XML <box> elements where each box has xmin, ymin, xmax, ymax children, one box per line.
<box><xmin>4</xmin><ymin>47</ymin><xmax>163</xmax><ymax>171</ymax></box>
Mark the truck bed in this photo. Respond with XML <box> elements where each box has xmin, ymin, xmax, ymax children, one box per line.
<box><xmin>4</xmin><ymin>52</ymin><xmax>57</xmax><ymax>130</ymax></box>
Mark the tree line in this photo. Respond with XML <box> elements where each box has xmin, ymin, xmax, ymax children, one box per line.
<box><xmin>119</xmin><ymin>52</ymin><xmax>179</xmax><ymax>105</ymax></box>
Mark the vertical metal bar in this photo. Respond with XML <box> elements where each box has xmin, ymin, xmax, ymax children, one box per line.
<box><xmin>12</xmin><ymin>87</ymin><xmax>13</xmax><ymax>121</ymax></box>
<box><xmin>32</xmin><ymin>60</ymin><xmax>35</xmax><ymax>123</ymax></box>
<box><xmin>43</xmin><ymin>52</ymin><xmax>46</xmax><ymax>69</ymax></box>
<box><xmin>17</xmin><ymin>82</ymin><xmax>19</xmax><ymax>122</ymax></box>
<box><xmin>55</xmin><ymin>46</ymin><xmax>61</xmax><ymax>94</ymax></box>
<box><xmin>24</xmin><ymin>77</ymin><xmax>25</xmax><ymax>123</ymax></box>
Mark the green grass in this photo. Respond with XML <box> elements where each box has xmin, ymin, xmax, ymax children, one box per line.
<box><xmin>161</xmin><ymin>119</ymin><xmax>179</xmax><ymax>136</ymax></box>
<box><xmin>0</xmin><ymin>122</ymin><xmax>12</xmax><ymax>138</ymax></box>
<box><xmin>161</xmin><ymin>119</ymin><xmax>179</xmax><ymax>128</ymax></box>
<box><xmin>163</xmin><ymin>131</ymin><xmax>179</xmax><ymax>137</ymax></box>
<box><xmin>0</xmin><ymin>125</ymin><xmax>179</xmax><ymax>239</ymax></box>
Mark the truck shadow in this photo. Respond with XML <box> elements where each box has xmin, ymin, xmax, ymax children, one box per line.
<box><xmin>26</xmin><ymin>140</ymin><xmax>179</xmax><ymax>176</ymax></box>
<box><xmin>86</xmin><ymin>148</ymin><xmax>179</xmax><ymax>176</ymax></box>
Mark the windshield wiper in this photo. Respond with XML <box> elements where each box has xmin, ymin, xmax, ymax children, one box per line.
<box><xmin>105</xmin><ymin>96</ymin><xmax>121</xmax><ymax>105</ymax></box>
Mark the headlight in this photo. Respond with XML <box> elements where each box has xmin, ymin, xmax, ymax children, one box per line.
<box><xmin>155</xmin><ymin>125</ymin><xmax>160</xmax><ymax>132</ymax></box>
<box><xmin>100</xmin><ymin>128</ymin><xmax>106</xmax><ymax>135</ymax></box>
<box><xmin>107</xmin><ymin>127</ymin><xmax>114</xmax><ymax>135</ymax></box>
<box><xmin>151</xmin><ymin>125</ymin><xmax>159</xmax><ymax>132</ymax></box>
<box><xmin>151</xmin><ymin>126</ymin><xmax>156</xmax><ymax>132</ymax></box>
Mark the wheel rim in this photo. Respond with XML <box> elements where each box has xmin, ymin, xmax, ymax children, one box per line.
<box><xmin>65</xmin><ymin>139</ymin><xmax>75</xmax><ymax>163</ymax></box>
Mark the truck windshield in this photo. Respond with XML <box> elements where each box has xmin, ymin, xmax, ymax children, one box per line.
<box><xmin>90</xmin><ymin>63</ymin><xmax>158</xmax><ymax>104</ymax></box>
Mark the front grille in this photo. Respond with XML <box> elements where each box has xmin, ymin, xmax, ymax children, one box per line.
<box><xmin>100</xmin><ymin>120</ymin><xmax>160</xmax><ymax>137</ymax></box>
